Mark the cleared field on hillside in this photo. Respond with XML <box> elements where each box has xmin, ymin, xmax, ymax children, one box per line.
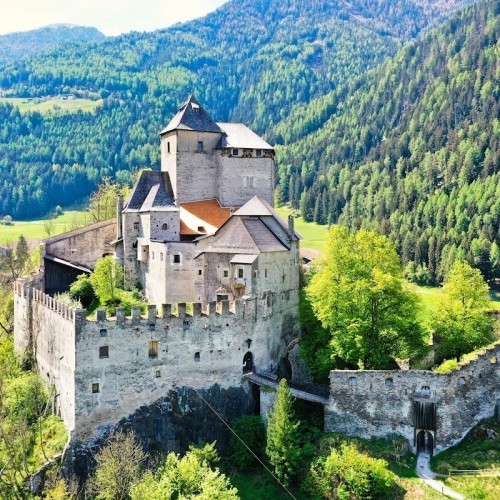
<box><xmin>0</xmin><ymin>97</ymin><xmax>102</xmax><ymax>114</ymax></box>
<box><xmin>0</xmin><ymin>210</ymin><xmax>90</xmax><ymax>244</ymax></box>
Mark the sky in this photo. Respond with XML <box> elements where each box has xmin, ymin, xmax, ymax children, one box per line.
<box><xmin>0</xmin><ymin>0</ymin><xmax>228</xmax><ymax>36</ymax></box>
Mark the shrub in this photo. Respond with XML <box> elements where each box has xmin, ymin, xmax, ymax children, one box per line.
<box><xmin>434</xmin><ymin>358</ymin><xmax>459</xmax><ymax>373</ymax></box>
<box><xmin>69</xmin><ymin>274</ymin><xmax>96</xmax><ymax>309</ymax></box>
<box><xmin>3</xmin><ymin>372</ymin><xmax>48</xmax><ymax>423</ymax></box>
<box><xmin>229</xmin><ymin>415</ymin><xmax>266</xmax><ymax>471</ymax></box>
<box><xmin>303</xmin><ymin>443</ymin><xmax>395</xmax><ymax>499</ymax></box>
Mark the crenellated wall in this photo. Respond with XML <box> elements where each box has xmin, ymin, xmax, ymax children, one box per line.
<box><xmin>326</xmin><ymin>343</ymin><xmax>500</xmax><ymax>453</ymax></box>
<box><xmin>15</xmin><ymin>282</ymin><xmax>300</xmax><ymax>440</ymax></box>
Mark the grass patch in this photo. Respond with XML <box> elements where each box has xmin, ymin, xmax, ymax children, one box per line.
<box><xmin>445</xmin><ymin>476</ymin><xmax>498</xmax><ymax>500</ymax></box>
<box><xmin>0</xmin><ymin>97</ymin><xmax>103</xmax><ymax>115</ymax></box>
<box><xmin>230</xmin><ymin>472</ymin><xmax>300</xmax><ymax>500</ymax></box>
<box><xmin>28</xmin><ymin>415</ymin><xmax>67</xmax><ymax>469</ymax></box>
<box><xmin>275</xmin><ymin>205</ymin><xmax>329</xmax><ymax>253</ymax></box>
<box><xmin>0</xmin><ymin>210</ymin><xmax>90</xmax><ymax>244</ymax></box>
<box><xmin>431</xmin><ymin>419</ymin><xmax>500</xmax><ymax>474</ymax></box>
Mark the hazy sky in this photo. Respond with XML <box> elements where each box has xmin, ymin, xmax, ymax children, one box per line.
<box><xmin>0</xmin><ymin>0</ymin><xmax>228</xmax><ymax>36</ymax></box>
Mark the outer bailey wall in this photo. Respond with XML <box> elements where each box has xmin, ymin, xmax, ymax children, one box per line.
<box><xmin>73</xmin><ymin>296</ymin><xmax>298</xmax><ymax>439</ymax></box>
<box><xmin>326</xmin><ymin>343</ymin><xmax>500</xmax><ymax>453</ymax></box>
<box><xmin>44</xmin><ymin>220</ymin><xmax>116</xmax><ymax>270</ymax></box>
<box><xmin>14</xmin><ymin>283</ymin><xmax>78</xmax><ymax>432</ymax></box>
<box><xmin>217</xmin><ymin>151</ymin><xmax>274</xmax><ymax>207</ymax></box>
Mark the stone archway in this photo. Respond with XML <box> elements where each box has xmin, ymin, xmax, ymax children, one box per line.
<box><xmin>416</xmin><ymin>430</ymin><xmax>434</xmax><ymax>455</ymax></box>
<box><xmin>243</xmin><ymin>352</ymin><xmax>253</xmax><ymax>374</ymax></box>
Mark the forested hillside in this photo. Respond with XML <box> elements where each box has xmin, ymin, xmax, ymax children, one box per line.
<box><xmin>0</xmin><ymin>24</ymin><xmax>105</xmax><ymax>67</ymax></box>
<box><xmin>0</xmin><ymin>0</ymin><xmax>470</xmax><ymax>218</ymax></box>
<box><xmin>278</xmin><ymin>0</ymin><xmax>499</xmax><ymax>283</ymax></box>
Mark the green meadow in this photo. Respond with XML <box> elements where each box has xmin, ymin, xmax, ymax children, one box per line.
<box><xmin>0</xmin><ymin>97</ymin><xmax>103</xmax><ymax>115</ymax></box>
<box><xmin>0</xmin><ymin>210</ymin><xmax>90</xmax><ymax>244</ymax></box>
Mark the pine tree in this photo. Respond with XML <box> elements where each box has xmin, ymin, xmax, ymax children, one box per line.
<box><xmin>265</xmin><ymin>379</ymin><xmax>301</xmax><ymax>486</ymax></box>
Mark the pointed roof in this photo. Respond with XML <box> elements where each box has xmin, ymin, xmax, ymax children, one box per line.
<box><xmin>124</xmin><ymin>171</ymin><xmax>177</xmax><ymax>212</ymax></box>
<box><xmin>160</xmin><ymin>95</ymin><xmax>222</xmax><ymax>135</ymax></box>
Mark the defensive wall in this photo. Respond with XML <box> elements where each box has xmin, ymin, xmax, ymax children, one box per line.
<box><xmin>326</xmin><ymin>342</ymin><xmax>500</xmax><ymax>454</ymax></box>
<box><xmin>14</xmin><ymin>281</ymin><xmax>299</xmax><ymax>441</ymax></box>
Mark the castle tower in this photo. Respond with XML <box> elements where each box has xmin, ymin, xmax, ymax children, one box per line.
<box><xmin>160</xmin><ymin>95</ymin><xmax>275</xmax><ymax>207</ymax></box>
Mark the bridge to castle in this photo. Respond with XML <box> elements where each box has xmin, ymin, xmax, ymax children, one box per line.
<box><xmin>244</xmin><ymin>372</ymin><xmax>329</xmax><ymax>405</ymax></box>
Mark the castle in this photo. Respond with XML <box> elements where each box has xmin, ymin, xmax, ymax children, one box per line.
<box><xmin>14</xmin><ymin>96</ymin><xmax>301</xmax><ymax>441</ymax></box>
<box><xmin>13</xmin><ymin>97</ymin><xmax>499</xmax><ymax>459</ymax></box>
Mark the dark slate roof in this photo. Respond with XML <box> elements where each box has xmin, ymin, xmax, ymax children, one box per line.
<box><xmin>124</xmin><ymin>171</ymin><xmax>177</xmax><ymax>212</ymax></box>
<box><xmin>160</xmin><ymin>95</ymin><xmax>222</xmax><ymax>135</ymax></box>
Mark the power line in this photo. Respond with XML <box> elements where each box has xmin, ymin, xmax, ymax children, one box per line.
<box><xmin>192</xmin><ymin>388</ymin><xmax>297</xmax><ymax>500</ymax></box>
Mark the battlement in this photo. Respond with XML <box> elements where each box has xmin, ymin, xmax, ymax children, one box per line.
<box><xmin>89</xmin><ymin>300</ymin><xmax>240</xmax><ymax>325</ymax></box>
<box><xmin>14</xmin><ymin>281</ymin><xmax>82</xmax><ymax>322</ymax></box>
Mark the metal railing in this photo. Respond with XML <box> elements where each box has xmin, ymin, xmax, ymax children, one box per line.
<box><xmin>448</xmin><ymin>468</ymin><xmax>500</xmax><ymax>478</ymax></box>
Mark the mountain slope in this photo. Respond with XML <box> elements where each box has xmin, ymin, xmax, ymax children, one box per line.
<box><xmin>277</xmin><ymin>0</ymin><xmax>499</xmax><ymax>282</ymax></box>
<box><xmin>0</xmin><ymin>0</ymin><xmax>472</xmax><ymax>219</ymax></box>
<box><xmin>0</xmin><ymin>24</ymin><xmax>105</xmax><ymax>67</ymax></box>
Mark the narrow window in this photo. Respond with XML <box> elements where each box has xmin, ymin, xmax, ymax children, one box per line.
<box><xmin>197</xmin><ymin>141</ymin><xmax>204</xmax><ymax>153</ymax></box>
<box><xmin>99</xmin><ymin>346</ymin><xmax>109</xmax><ymax>358</ymax></box>
<box><xmin>92</xmin><ymin>383</ymin><xmax>100</xmax><ymax>393</ymax></box>
<box><xmin>249</xmin><ymin>177</ymin><xmax>255</xmax><ymax>188</ymax></box>
<box><xmin>173</xmin><ymin>254</ymin><xmax>181</xmax><ymax>264</ymax></box>
<box><xmin>155</xmin><ymin>369</ymin><xmax>161</xmax><ymax>378</ymax></box>
<box><xmin>194</xmin><ymin>352</ymin><xmax>201</xmax><ymax>362</ymax></box>
<box><xmin>100</xmin><ymin>329</ymin><xmax>107</xmax><ymax>337</ymax></box>
<box><xmin>160</xmin><ymin>253</ymin><xmax>164</xmax><ymax>262</ymax></box>
<box><xmin>162</xmin><ymin>223</ymin><xmax>168</xmax><ymax>230</ymax></box>
<box><xmin>264</xmin><ymin>269</ymin><xmax>268</xmax><ymax>278</ymax></box>
<box><xmin>238</xmin><ymin>268</ymin><xmax>244</xmax><ymax>279</ymax></box>
<box><xmin>149</xmin><ymin>323</ymin><xmax>155</xmax><ymax>331</ymax></box>
<box><xmin>256</xmin><ymin>149</ymin><xmax>262</xmax><ymax>157</ymax></box>
<box><xmin>134</xmin><ymin>222</ymin><xmax>139</xmax><ymax>230</ymax></box>
<box><xmin>149</xmin><ymin>341</ymin><xmax>158</xmax><ymax>358</ymax></box>
<box><xmin>232</xmin><ymin>148</ymin><xmax>238</xmax><ymax>156</ymax></box>
<box><xmin>198</xmin><ymin>269</ymin><xmax>202</xmax><ymax>276</ymax></box>
<box><xmin>385</xmin><ymin>378</ymin><xmax>393</xmax><ymax>388</ymax></box>
<box><xmin>223</xmin><ymin>269</ymin><xmax>229</xmax><ymax>278</ymax></box>
<box><xmin>167</xmin><ymin>142</ymin><xmax>170</xmax><ymax>153</ymax></box>
<box><xmin>152</xmin><ymin>251</ymin><xmax>155</xmax><ymax>260</ymax></box>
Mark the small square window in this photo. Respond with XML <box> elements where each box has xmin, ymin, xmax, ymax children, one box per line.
<box><xmin>149</xmin><ymin>323</ymin><xmax>155</xmax><ymax>331</ymax></box>
<box><xmin>100</xmin><ymin>329</ymin><xmax>107</xmax><ymax>337</ymax></box>
<box><xmin>134</xmin><ymin>222</ymin><xmax>139</xmax><ymax>230</ymax></box>
<box><xmin>99</xmin><ymin>346</ymin><xmax>109</xmax><ymax>358</ymax></box>
<box><xmin>256</xmin><ymin>149</ymin><xmax>262</xmax><ymax>157</ymax></box>
<box><xmin>155</xmin><ymin>369</ymin><xmax>161</xmax><ymax>378</ymax></box>
<box><xmin>232</xmin><ymin>148</ymin><xmax>238</xmax><ymax>156</ymax></box>
<box><xmin>149</xmin><ymin>341</ymin><xmax>158</xmax><ymax>358</ymax></box>
<box><xmin>173</xmin><ymin>254</ymin><xmax>181</xmax><ymax>264</ymax></box>
<box><xmin>194</xmin><ymin>352</ymin><xmax>201</xmax><ymax>362</ymax></box>
<box><xmin>223</xmin><ymin>270</ymin><xmax>229</xmax><ymax>278</ymax></box>
<box><xmin>92</xmin><ymin>383</ymin><xmax>100</xmax><ymax>393</ymax></box>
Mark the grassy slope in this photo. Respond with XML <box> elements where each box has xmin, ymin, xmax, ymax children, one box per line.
<box><xmin>431</xmin><ymin>419</ymin><xmax>500</xmax><ymax>500</ymax></box>
<box><xmin>0</xmin><ymin>97</ymin><xmax>102</xmax><ymax>115</ymax></box>
<box><xmin>0</xmin><ymin>210</ymin><xmax>90</xmax><ymax>244</ymax></box>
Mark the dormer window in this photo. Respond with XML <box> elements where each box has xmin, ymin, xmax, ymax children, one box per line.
<box><xmin>197</xmin><ymin>141</ymin><xmax>204</xmax><ymax>153</ymax></box>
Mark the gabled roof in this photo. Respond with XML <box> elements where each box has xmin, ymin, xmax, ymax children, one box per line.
<box><xmin>235</xmin><ymin>196</ymin><xmax>301</xmax><ymax>240</ymax></box>
<box><xmin>217</xmin><ymin>123</ymin><xmax>273</xmax><ymax>150</ymax></box>
<box><xmin>124</xmin><ymin>171</ymin><xmax>177</xmax><ymax>212</ymax></box>
<box><xmin>180</xmin><ymin>199</ymin><xmax>231</xmax><ymax>234</ymax></box>
<box><xmin>160</xmin><ymin>95</ymin><xmax>222</xmax><ymax>135</ymax></box>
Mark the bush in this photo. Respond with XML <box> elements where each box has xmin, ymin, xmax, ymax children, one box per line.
<box><xmin>69</xmin><ymin>274</ymin><xmax>96</xmax><ymax>309</ymax></box>
<box><xmin>3</xmin><ymin>372</ymin><xmax>48</xmax><ymax>423</ymax></box>
<box><xmin>434</xmin><ymin>358</ymin><xmax>459</xmax><ymax>373</ymax></box>
<box><xmin>229</xmin><ymin>415</ymin><xmax>266</xmax><ymax>471</ymax></box>
<box><xmin>303</xmin><ymin>443</ymin><xmax>395</xmax><ymax>499</ymax></box>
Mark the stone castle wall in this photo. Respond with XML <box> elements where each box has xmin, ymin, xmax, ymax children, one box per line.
<box><xmin>15</xmin><ymin>282</ymin><xmax>300</xmax><ymax>441</ymax></box>
<box><xmin>326</xmin><ymin>343</ymin><xmax>500</xmax><ymax>453</ymax></box>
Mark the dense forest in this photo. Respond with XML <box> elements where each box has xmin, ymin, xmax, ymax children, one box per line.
<box><xmin>0</xmin><ymin>24</ymin><xmax>105</xmax><ymax>67</ymax></box>
<box><xmin>278</xmin><ymin>0</ymin><xmax>499</xmax><ymax>283</ymax></box>
<box><xmin>0</xmin><ymin>0</ymin><xmax>471</xmax><ymax>219</ymax></box>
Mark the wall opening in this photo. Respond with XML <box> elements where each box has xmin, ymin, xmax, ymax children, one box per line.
<box><xmin>416</xmin><ymin>430</ymin><xmax>434</xmax><ymax>456</ymax></box>
<box><xmin>243</xmin><ymin>352</ymin><xmax>253</xmax><ymax>374</ymax></box>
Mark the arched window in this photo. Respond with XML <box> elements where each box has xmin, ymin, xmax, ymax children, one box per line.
<box><xmin>162</xmin><ymin>223</ymin><xmax>168</xmax><ymax>230</ymax></box>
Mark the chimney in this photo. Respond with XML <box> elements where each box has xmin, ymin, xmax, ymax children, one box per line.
<box><xmin>117</xmin><ymin>195</ymin><xmax>124</xmax><ymax>240</ymax></box>
<box><xmin>288</xmin><ymin>215</ymin><xmax>295</xmax><ymax>236</ymax></box>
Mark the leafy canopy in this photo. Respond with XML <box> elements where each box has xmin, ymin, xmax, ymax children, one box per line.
<box><xmin>307</xmin><ymin>227</ymin><xmax>426</xmax><ymax>369</ymax></box>
<box><xmin>432</xmin><ymin>261</ymin><xmax>494</xmax><ymax>361</ymax></box>
<box><xmin>90</xmin><ymin>256</ymin><xmax>124</xmax><ymax>305</ymax></box>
